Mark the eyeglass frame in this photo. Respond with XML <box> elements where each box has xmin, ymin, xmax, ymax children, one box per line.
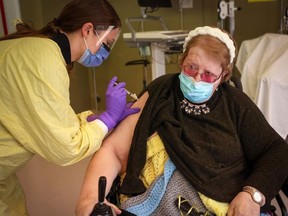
<box><xmin>182</xmin><ymin>64</ymin><xmax>223</xmax><ymax>83</ymax></box>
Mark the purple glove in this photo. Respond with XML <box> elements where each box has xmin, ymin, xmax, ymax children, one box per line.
<box><xmin>117</xmin><ymin>102</ymin><xmax>140</xmax><ymax>124</ymax></box>
<box><xmin>86</xmin><ymin>114</ymin><xmax>99</xmax><ymax>122</ymax></box>
<box><xmin>98</xmin><ymin>76</ymin><xmax>127</xmax><ymax>130</ymax></box>
<box><xmin>87</xmin><ymin>102</ymin><xmax>140</xmax><ymax>124</ymax></box>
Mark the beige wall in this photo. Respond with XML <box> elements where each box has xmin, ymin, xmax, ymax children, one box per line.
<box><xmin>19</xmin><ymin>0</ymin><xmax>44</xmax><ymax>28</ymax></box>
<box><xmin>17</xmin><ymin>155</ymin><xmax>92</xmax><ymax>216</ymax></box>
<box><xmin>16</xmin><ymin>1</ymin><xmax>286</xmax><ymax>216</ymax></box>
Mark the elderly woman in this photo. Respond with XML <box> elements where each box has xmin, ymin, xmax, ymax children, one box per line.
<box><xmin>76</xmin><ymin>26</ymin><xmax>288</xmax><ymax>216</ymax></box>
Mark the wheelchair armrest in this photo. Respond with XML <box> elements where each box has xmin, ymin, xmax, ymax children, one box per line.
<box><xmin>276</xmin><ymin>192</ymin><xmax>288</xmax><ymax>216</ymax></box>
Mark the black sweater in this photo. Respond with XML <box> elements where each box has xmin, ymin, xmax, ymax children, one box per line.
<box><xmin>121</xmin><ymin>73</ymin><xmax>288</xmax><ymax>212</ymax></box>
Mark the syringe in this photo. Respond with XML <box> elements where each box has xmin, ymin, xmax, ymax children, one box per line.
<box><xmin>114</xmin><ymin>82</ymin><xmax>139</xmax><ymax>101</ymax></box>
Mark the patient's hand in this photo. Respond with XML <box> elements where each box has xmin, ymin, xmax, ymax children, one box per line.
<box><xmin>107</xmin><ymin>202</ymin><xmax>122</xmax><ymax>215</ymax></box>
<box><xmin>227</xmin><ymin>192</ymin><xmax>260</xmax><ymax>216</ymax></box>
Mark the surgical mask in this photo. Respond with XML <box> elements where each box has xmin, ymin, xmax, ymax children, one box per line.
<box><xmin>77</xmin><ymin>37</ymin><xmax>110</xmax><ymax>67</ymax></box>
<box><xmin>179</xmin><ymin>72</ymin><xmax>215</xmax><ymax>103</ymax></box>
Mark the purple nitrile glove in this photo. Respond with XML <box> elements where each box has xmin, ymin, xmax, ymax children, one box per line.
<box><xmin>117</xmin><ymin>102</ymin><xmax>140</xmax><ymax>124</ymax></box>
<box><xmin>87</xmin><ymin>103</ymin><xmax>140</xmax><ymax>124</ymax></box>
<box><xmin>98</xmin><ymin>76</ymin><xmax>127</xmax><ymax>130</ymax></box>
<box><xmin>86</xmin><ymin>114</ymin><xmax>99</xmax><ymax>122</ymax></box>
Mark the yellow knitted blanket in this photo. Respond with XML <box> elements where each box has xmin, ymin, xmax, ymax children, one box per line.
<box><xmin>120</xmin><ymin>133</ymin><xmax>229</xmax><ymax>215</ymax></box>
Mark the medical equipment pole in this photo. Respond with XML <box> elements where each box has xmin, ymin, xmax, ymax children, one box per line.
<box><xmin>217</xmin><ymin>0</ymin><xmax>240</xmax><ymax>36</ymax></box>
<box><xmin>92</xmin><ymin>67</ymin><xmax>98</xmax><ymax>111</ymax></box>
<box><xmin>280</xmin><ymin>0</ymin><xmax>288</xmax><ymax>34</ymax></box>
<box><xmin>0</xmin><ymin>0</ymin><xmax>8</xmax><ymax>35</ymax></box>
<box><xmin>228</xmin><ymin>0</ymin><xmax>235</xmax><ymax>36</ymax></box>
<box><xmin>151</xmin><ymin>42</ymin><xmax>166</xmax><ymax>80</ymax></box>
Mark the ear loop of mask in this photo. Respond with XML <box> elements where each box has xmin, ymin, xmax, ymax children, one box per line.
<box><xmin>83</xmin><ymin>36</ymin><xmax>89</xmax><ymax>49</ymax></box>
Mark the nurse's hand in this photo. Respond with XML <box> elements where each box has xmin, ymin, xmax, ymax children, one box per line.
<box><xmin>117</xmin><ymin>102</ymin><xmax>140</xmax><ymax>124</ymax></box>
<box><xmin>98</xmin><ymin>76</ymin><xmax>127</xmax><ymax>130</ymax></box>
<box><xmin>87</xmin><ymin>77</ymin><xmax>140</xmax><ymax>130</ymax></box>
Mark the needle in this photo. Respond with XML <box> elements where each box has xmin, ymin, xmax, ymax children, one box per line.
<box><xmin>114</xmin><ymin>82</ymin><xmax>139</xmax><ymax>101</ymax></box>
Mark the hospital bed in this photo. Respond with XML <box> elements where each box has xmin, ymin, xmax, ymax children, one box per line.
<box><xmin>236</xmin><ymin>33</ymin><xmax>288</xmax><ymax>140</ymax></box>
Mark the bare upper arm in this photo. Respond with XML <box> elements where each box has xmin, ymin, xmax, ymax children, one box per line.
<box><xmin>102</xmin><ymin>92</ymin><xmax>149</xmax><ymax>173</ymax></box>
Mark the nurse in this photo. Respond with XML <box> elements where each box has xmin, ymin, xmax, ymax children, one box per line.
<box><xmin>0</xmin><ymin>0</ymin><xmax>139</xmax><ymax>215</ymax></box>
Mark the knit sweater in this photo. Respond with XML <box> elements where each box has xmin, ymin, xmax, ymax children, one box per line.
<box><xmin>120</xmin><ymin>73</ymin><xmax>288</xmax><ymax>212</ymax></box>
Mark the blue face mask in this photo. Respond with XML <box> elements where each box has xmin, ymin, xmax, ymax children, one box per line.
<box><xmin>179</xmin><ymin>72</ymin><xmax>214</xmax><ymax>104</ymax></box>
<box><xmin>77</xmin><ymin>38</ymin><xmax>110</xmax><ymax>67</ymax></box>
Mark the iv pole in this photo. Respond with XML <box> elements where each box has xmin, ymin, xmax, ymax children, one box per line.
<box><xmin>279</xmin><ymin>0</ymin><xmax>288</xmax><ymax>34</ymax></box>
<box><xmin>217</xmin><ymin>0</ymin><xmax>240</xmax><ymax>36</ymax></box>
<box><xmin>0</xmin><ymin>0</ymin><xmax>8</xmax><ymax>35</ymax></box>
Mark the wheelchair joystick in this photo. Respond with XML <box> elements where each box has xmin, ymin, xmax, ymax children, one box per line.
<box><xmin>90</xmin><ymin>176</ymin><xmax>113</xmax><ymax>216</ymax></box>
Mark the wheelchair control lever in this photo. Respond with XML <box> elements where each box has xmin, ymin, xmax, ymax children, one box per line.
<box><xmin>90</xmin><ymin>176</ymin><xmax>114</xmax><ymax>216</ymax></box>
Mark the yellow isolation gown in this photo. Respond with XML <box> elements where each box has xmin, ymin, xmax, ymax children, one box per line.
<box><xmin>0</xmin><ymin>37</ymin><xmax>108</xmax><ymax>215</ymax></box>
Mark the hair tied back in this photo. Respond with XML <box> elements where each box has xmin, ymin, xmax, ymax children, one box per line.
<box><xmin>53</xmin><ymin>18</ymin><xmax>61</xmax><ymax>27</ymax></box>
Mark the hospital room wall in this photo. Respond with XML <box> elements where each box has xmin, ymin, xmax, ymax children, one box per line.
<box><xmin>16</xmin><ymin>1</ymin><xmax>284</xmax><ymax>216</ymax></box>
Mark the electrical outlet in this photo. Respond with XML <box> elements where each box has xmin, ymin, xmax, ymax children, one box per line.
<box><xmin>180</xmin><ymin>0</ymin><xmax>193</xmax><ymax>8</ymax></box>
